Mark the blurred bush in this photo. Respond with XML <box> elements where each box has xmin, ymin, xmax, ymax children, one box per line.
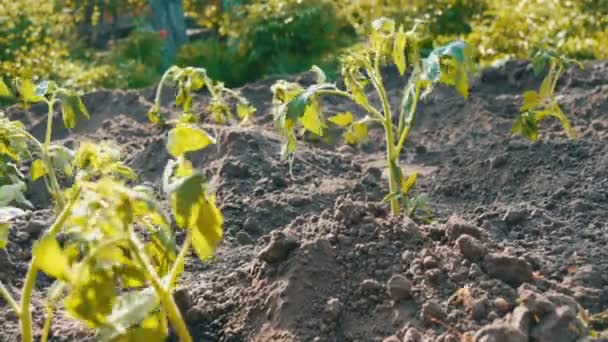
<box><xmin>104</xmin><ymin>29</ymin><xmax>167</xmax><ymax>88</ymax></box>
<box><xmin>0</xmin><ymin>0</ymin><xmax>114</xmax><ymax>90</ymax></box>
<box><xmin>177</xmin><ymin>39</ymin><xmax>251</xmax><ymax>87</ymax></box>
<box><xmin>1</xmin><ymin>0</ymin><xmax>607</xmax><ymax>92</ymax></box>
<box><xmin>465</xmin><ymin>0</ymin><xmax>608</xmax><ymax>63</ymax></box>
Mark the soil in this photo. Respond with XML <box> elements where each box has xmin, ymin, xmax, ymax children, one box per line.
<box><xmin>1</xmin><ymin>60</ymin><xmax>608</xmax><ymax>342</ymax></box>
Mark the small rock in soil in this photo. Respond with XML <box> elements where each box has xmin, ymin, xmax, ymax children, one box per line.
<box><xmin>423</xmin><ymin>256</ymin><xmax>438</xmax><ymax>269</ymax></box>
<box><xmin>386</xmin><ymin>274</ymin><xmax>413</xmax><ymax>302</ymax></box>
<box><xmin>502</xmin><ymin>208</ymin><xmax>527</xmax><ymax>225</ymax></box>
<box><xmin>445</xmin><ymin>215</ymin><xmax>483</xmax><ymax>240</ymax></box>
<box><xmin>257</xmin><ymin>231</ymin><xmax>300</xmax><ymax>263</ymax></box>
<box><xmin>16</xmin><ymin>231</ymin><xmax>29</xmax><ymax>243</ymax></box>
<box><xmin>361</xmin><ymin>279</ymin><xmax>383</xmax><ymax>292</ymax></box>
<box><xmin>483</xmin><ymin>253</ymin><xmax>533</xmax><ymax>287</ymax></box>
<box><xmin>471</xmin><ymin>297</ymin><xmax>490</xmax><ymax>321</ymax></box>
<box><xmin>236</xmin><ymin>231</ymin><xmax>254</xmax><ymax>245</ymax></box>
<box><xmin>173</xmin><ymin>287</ymin><xmax>192</xmax><ymax>315</ymax></box>
<box><xmin>473</xmin><ymin>324</ymin><xmax>527</xmax><ymax>342</ymax></box>
<box><xmin>243</xmin><ymin>217</ymin><xmax>260</xmax><ymax>234</ymax></box>
<box><xmin>421</xmin><ymin>300</ymin><xmax>445</xmax><ymax>323</ymax></box>
<box><xmin>324</xmin><ymin>297</ymin><xmax>342</xmax><ymax>321</ymax></box>
<box><xmin>25</xmin><ymin>218</ymin><xmax>49</xmax><ymax>237</ymax></box>
<box><xmin>456</xmin><ymin>234</ymin><xmax>487</xmax><ymax>261</ymax></box>
<box><xmin>507</xmin><ymin>306</ymin><xmax>531</xmax><ymax>335</ymax></box>
<box><xmin>383</xmin><ymin>335</ymin><xmax>400</xmax><ymax>342</ymax></box>
<box><xmin>494</xmin><ymin>297</ymin><xmax>510</xmax><ymax>313</ymax></box>
<box><xmin>530</xmin><ymin>306</ymin><xmax>581</xmax><ymax>342</ymax></box>
<box><xmin>403</xmin><ymin>327</ymin><xmax>422</xmax><ymax>342</ymax></box>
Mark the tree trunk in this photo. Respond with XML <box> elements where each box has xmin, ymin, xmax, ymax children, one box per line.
<box><xmin>148</xmin><ymin>0</ymin><xmax>188</xmax><ymax>65</ymax></box>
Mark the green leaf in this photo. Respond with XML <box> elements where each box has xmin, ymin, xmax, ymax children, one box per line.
<box><xmin>49</xmin><ymin>145</ymin><xmax>75</xmax><ymax>176</ymax></box>
<box><xmin>393</xmin><ymin>27</ymin><xmax>407</xmax><ymax>75</ymax></box>
<box><xmin>310</xmin><ymin>65</ymin><xmax>327</xmax><ymax>84</ymax></box>
<box><xmin>0</xmin><ymin>79</ymin><xmax>13</xmax><ymax>98</ymax></box>
<box><xmin>300</xmin><ymin>99</ymin><xmax>325</xmax><ymax>135</ymax></box>
<box><xmin>17</xmin><ymin>79</ymin><xmax>43</xmax><ymax>103</ymax></box>
<box><xmin>400</xmin><ymin>172</ymin><xmax>417</xmax><ymax>194</ymax></box>
<box><xmin>147</xmin><ymin>105</ymin><xmax>163</xmax><ymax>125</ymax></box>
<box><xmin>35</xmin><ymin>81</ymin><xmax>49</xmax><ymax>97</ymax></box>
<box><xmin>548</xmin><ymin>104</ymin><xmax>575</xmax><ymax>139</ymax></box>
<box><xmin>167</xmin><ymin>125</ymin><xmax>216</xmax><ymax>157</ymax></box>
<box><xmin>169</xmin><ymin>173</ymin><xmax>223</xmax><ymax>260</ymax></box>
<box><xmin>106</xmin><ymin>312</ymin><xmax>168</xmax><ymax>342</ymax></box>
<box><xmin>30</xmin><ymin>159</ymin><xmax>48</xmax><ymax>181</ymax></box>
<box><xmin>60</xmin><ymin>93</ymin><xmax>90</xmax><ymax>129</ymax></box>
<box><xmin>512</xmin><ymin>111</ymin><xmax>539</xmax><ymax>141</ymax></box>
<box><xmin>328</xmin><ymin>112</ymin><xmax>354</xmax><ymax>127</ymax></box>
<box><xmin>532</xmin><ymin>52</ymin><xmax>549</xmax><ymax>76</ymax></box>
<box><xmin>539</xmin><ymin>72</ymin><xmax>552</xmax><ymax>99</ymax></box>
<box><xmin>0</xmin><ymin>223</ymin><xmax>7</xmax><ymax>249</ymax></box>
<box><xmin>190</xmin><ymin>70</ymin><xmax>206</xmax><ymax>91</ymax></box>
<box><xmin>0</xmin><ymin>206</ymin><xmax>25</xmax><ymax>249</ymax></box>
<box><xmin>170</xmin><ymin>173</ymin><xmax>206</xmax><ymax>229</ymax></box>
<box><xmin>423</xmin><ymin>41</ymin><xmax>473</xmax><ymax>99</ymax></box>
<box><xmin>191</xmin><ymin>194</ymin><xmax>223</xmax><ymax>261</ymax></box>
<box><xmin>520</xmin><ymin>91</ymin><xmax>540</xmax><ymax>111</ymax></box>
<box><xmin>0</xmin><ymin>182</ymin><xmax>31</xmax><ymax>207</ymax></box>
<box><xmin>96</xmin><ymin>288</ymin><xmax>160</xmax><ymax>342</ymax></box>
<box><xmin>33</xmin><ymin>236</ymin><xmax>70</xmax><ymax>280</ymax></box>
<box><xmin>343</xmin><ymin>122</ymin><xmax>368</xmax><ymax>145</ymax></box>
<box><xmin>236</xmin><ymin>103</ymin><xmax>256</xmax><ymax>122</ymax></box>
<box><xmin>65</xmin><ymin>265</ymin><xmax>115</xmax><ymax>327</ymax></box>
<box><xmin>343</xmin><ymin>71</ymin><xmax>369</xmax><ymax>107</ymax></box>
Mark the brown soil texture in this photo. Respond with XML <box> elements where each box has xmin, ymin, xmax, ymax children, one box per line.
<box><xmin>1</xmin><ymin>60</ymin><xmax>608</xmax><ymax>342</ymax></box>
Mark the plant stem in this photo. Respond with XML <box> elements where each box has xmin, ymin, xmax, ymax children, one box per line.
<box><xmin>395</xmin><ymin>84</ymin><xmax>420</xmax><ymax>155</ymax></box>
<box><xmin>0</xmin><ymin>281</ymin><xmax>20</xmax><ymax>315</ymax></box>
<box><xmin>129</xmin><ymin>232</ymin><xmax>192</xmax><ymax>342</ymax></box>
<box><xmin>385</xmin><ymin>122</ymin><xmax>400</xmax><ymax>216</ymax></box>
<box><xmin>40</xmin><ymin>305</ymin><xmax>54</xmax><ymax>342</ymax></box>
<box><xmin>42</xmin><ymin>99</ymin><xmax>64</xmax><ymax>209</ymax></box>
<box><xmin>155</xmin><ymin>66</ymin><xmax>177</xmax><ymax>108</ymax></box>
<box><xmin>166</xmin><ymin>230</ymin><xmax>192</xmax><ymax>291</ymax></box>
<box><xmin>20</xmin><ymin>264</ymin><xmax>37</xmax><ymax>342</ymax></box>
<box><xmin>20</xmin><ymin>195</ymin><xmax>77</xmax><ymax>342</ymax></box>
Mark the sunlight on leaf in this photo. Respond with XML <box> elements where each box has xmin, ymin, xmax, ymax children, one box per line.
<box><xmin>30</xmin><ymin>159</ymin><xmax>48</xmax><ymax>181</ymax></box>
<box><xmin>33</xmin><ymin>236</ymin><xmax>70</xmax><ymax>280</ymax></box>
<box><xmin>329</xmin><ymin>112</ymin><xmax>354</xmax><ymax>127</ymax></box>
<box><xmin>167</xmin><ymin>125</ymin><xmax>216</xmax><ymax>157</ymax></box>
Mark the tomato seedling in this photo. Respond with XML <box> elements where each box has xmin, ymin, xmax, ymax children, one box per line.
<box><xmin>512</xmin><ymin>50</ymin><xmax>582</xmax><ymax>141</ymax></box>
<box><xmin>148</xmin><ymin>66</ymin><xmax>256</xmax><ymax>126</ymax></box>
<box><xmin>271</xmin><ymin>18</ymin><xmax>473</xmax><ymax>216</ymax></box>
<box><xmin>1</xmin><ymin>77</ymin><xmax>223</xmax><ymax>342</ymax></box>
<box><xmin>1</xmin><ymin>78</ymin><xmax>90</xmax><ymax>210</ymax></box>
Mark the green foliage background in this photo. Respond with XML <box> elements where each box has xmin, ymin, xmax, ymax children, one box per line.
<box><xmin>1</xmin><ymin>0</ymin><xmax>606</xmax><ymax>91</ymax></box>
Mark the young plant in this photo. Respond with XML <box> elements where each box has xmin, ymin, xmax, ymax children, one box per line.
<box><xmin>512</xmin><ymin>50</ymin><xmax>583</xmax><ymax>141</ymax></box>
<box><xmin>1</xmin><ymin>75</ymin><xmax>223</xmax><ymax>341</ymax></box>
<box><xmin>0</xmin><ymin>118</ymin><xmax>222</xmax><ymax>342</ymax></box>
<box><xmin>148</xmin><ymin>66</ymin><xmax>256</xmax><ymax>126</ymax></box>
<box><xmin>271</xmin><ymin>18</ymin><xmax>474</xmax><ymax>216</ymax></box>
<box><xmin>0</xmin><ymin>78</ymin><xmax>90</xmax><ymax>210</ymax></box>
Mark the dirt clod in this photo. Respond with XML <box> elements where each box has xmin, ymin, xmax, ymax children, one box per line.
<box><xmin>236</xmin><ymin>231</ymin><xmax>254</xmax><ymax>245</ymax></box>
<box><xmin>421</xmin><ymin>300</ymin><xmax>445</xmax><ymax>323</ymax></box>
<box><xmin>483</xmin><ymin>254</ymin><xmax>533</xmax><ymax>287</ymax></box>
<box><xmin>386</xmin><ymin>274</ymin><xmax>413</xmax><ymax>302</ymax></box>
<box><xmin>456</xmin><ymin>234</ymin><xmax>487</xmax><ymax>261</ymax></box>
<box><xmin>445</xmin><ymin>216</ymin><xmax>483</xmax><ymax>240</ymax></box>
<box><xmin>257</xmin><ymin>231</ymin><xmax>300</xmax><ymax>263</ymax></box>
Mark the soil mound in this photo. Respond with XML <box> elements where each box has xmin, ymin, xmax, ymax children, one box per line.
<box><xmin>1</xmin><ymin>60</ymin><xmax>607</xmax><ymax>341</ymax></box>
